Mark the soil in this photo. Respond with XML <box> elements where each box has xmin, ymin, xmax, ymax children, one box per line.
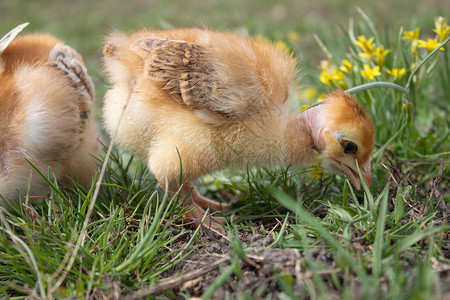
<box><xmin>117</xmin><ymin>214</ymin><xmax>450</xmax><ymax>300</ymax></box>
<box><xmin>122</xmin><ymin>229</ymin><xmax>346</xmax><ymax>299</ymax></box>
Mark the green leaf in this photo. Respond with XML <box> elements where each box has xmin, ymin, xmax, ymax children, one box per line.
<box><xmin>394</xmin><ymin>187</ymin><xmax>407</xmax><ymax>224</ymax></box>
<box><xmin>386</xmin><ymin>226</ymin><xmax>450</xmax><ymax>255</ymax></box>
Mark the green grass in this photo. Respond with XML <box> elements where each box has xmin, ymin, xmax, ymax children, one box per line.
<box><xmin>0</xmin><ymin>1</ymin><xmax>449</xmax><ymax>299</ymax></box>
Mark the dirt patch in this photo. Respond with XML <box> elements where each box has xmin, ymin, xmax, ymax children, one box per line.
<box><xmin>116</xmin><ymin>225</ymin><xmax>449</xmax><ymax>299</ymax></box>
<box><xmin>120</xmin><ymin>230</ymin><xmax>343</xmax><ymax>299</ymax></box>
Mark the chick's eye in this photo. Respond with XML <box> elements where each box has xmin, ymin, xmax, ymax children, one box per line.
<box><xmin>343</xmin><ymin>142</ymin><xmax>358</xmax><ymax>154</ymax></box>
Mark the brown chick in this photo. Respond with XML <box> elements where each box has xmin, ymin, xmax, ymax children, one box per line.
<box><xmin>102</xmin><ymin>28</ymin><xmax>374</xmax><ymax>230</ymax></box>
<box><xmin>0</xmin><ymin>23</ymin><xmax>98</xmax><ymax>209</ymax></box>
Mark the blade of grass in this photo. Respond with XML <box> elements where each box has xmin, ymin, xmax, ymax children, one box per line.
<box><xmin>356</xmin><ymin>7</ymin><xmax>380</xmax><ymax>42</ymax></box>
<box><xmin>314</xmin><ymin>34</ymin><xmax>333</xmax><ymax>59</ymax></box>
<box><xmin>372</xmin><ymin>183</ymin><xmax>390</xmax><ymax>279</ymax></box>
<box><xmin>25</xmin><ymin>160</ymin><xmax>69</xmax><ymax>203</ymax></box>
<box><xmin>346</xmin><ymin>81</ymin><xmax>409</xmax><ymax>98</ymax></box>
<box><xmin>269</xmin><ymin>212</ymin><xmax>289</xmax><ymax>248</ymax></box>
<box><xmin>386</xmin><ymin>225</ymin><xmax>450</xmax><ymax>256</ymax></box>
<box><xmin>394</xmin><ymin>186</ymin><xmax>407</xmax><ymax>224</ymax></box>
<box><xmin>372</xmin><ymin>121</ymin><xmax>408</xmax><ymax>160</ymax></box>
<box><xmin>150</xmin><ymin>215</ymin><xmax>204</xmax><ymax>278</ymax></box>
<box><xmin>269</xmin><ymin>187</ymin><xmax>368</xmax><ymax>282</ymax></box>
<box><xmin>203</xmin><ymin>264</ymin><xmax>235</xmax><ymax>300</ymax></box>
<box><xmin>115</xmin><ymin>187</ymin><xmax>171</xmax><ymax>272</ymax></box>
<box><xmin>0</xmin><ymin>211</ymin><xmax>46</xmax><ymax>299</ymax></box>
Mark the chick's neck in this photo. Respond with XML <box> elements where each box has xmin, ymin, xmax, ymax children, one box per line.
<box><xmin>285</xmin><ymin>105</ymin><xmax>327</xmax><ymax>166</ymax></box>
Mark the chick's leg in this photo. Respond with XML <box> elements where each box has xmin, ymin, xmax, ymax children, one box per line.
<box><xmin>161</xmin><ymin>181</ymin><xmax>228</xmax><ymax>232</ymax></box>
<box><xmin>182</xmin><ymin>183</ymin><xmax>232</xmax><ymax>210</ymax></box>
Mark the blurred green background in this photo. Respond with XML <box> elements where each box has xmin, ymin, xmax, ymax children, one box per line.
<box><xmin>1</xmin><ymin>0</ymin><xmax>448</xmax><ymax>101</ymax></box>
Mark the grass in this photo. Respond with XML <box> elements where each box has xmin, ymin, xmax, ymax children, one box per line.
<box><xmin>0</xmin><ymin>1</ymin><xmax>449</xmax><ymax>299</ymax></box>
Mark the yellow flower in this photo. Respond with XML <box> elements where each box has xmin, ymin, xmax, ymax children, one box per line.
<box><xmin>355</xmin><ymin>36</ymin><xmax>377</xmax><ymax>62</ymax></box>
<box><xmin>297</xmin><ymin>88</ymin><xmax>318</xmax><ymax>103</ymax></box>
<box><xmin>300</xmin><ymin>103</ymin><xmax>312</xmax><ymax>112</ymax></box>
<box><xmin>320</xmin><ymin>69</ymin><xmax>346</xmax><ymax>88</ymax></box>
<box><xmin>418</xmin><ymin>38</ymin><xmax>445</xmax><ymax>53</ymax></box>
<box><xmin>287</xmin><ymin>31</ymin><xmax>300</xmax><ymax>43</ymax></box>
<box><xmin>435</xmin><ymin>27</ymin><xmax>450</xmax><ymax>43</ymax></box>
<box><xmin>311</xmin><ymin>168</ymin><xmax>325</xmax><ymax>179</ymax></box>
<box><xmin>332</xmin><ymin>70</ymin><xmax>347</xmax><ymax>89</ymax></box>
<box><xmin>358</xmin><ymin>52</ymin><xmax>373</xmax><ymax>62</ymax></box>
<box><xmin>320</xmin><ymin>59</ymin><xmax>332</xmax><ymax>70</ymax></box>
<box><xmin>402</xmin><ymin>103</ymin><xmax>408</xmax><ymax>115</ymax></box>
<box><xmin>331</xmin><ymin>69</ymin><xmax>345</xmax><ymax>82</ymax></box>
<box><xmin>374</xmin><ymin>45</ymin><xmax>390</xmax><ymax>67</ymax></box>
<box><xmin>402</xmin><ymin>28</ymin><xmax>420</xmax><ymax>41</ymax></box>
<box><xmin>355</xmin><ymin>35</ymin><xmax>376</xmax><ymax>54</ymax></box>
<box><xmin>434</xmin><ymin>16</ymin><xmax>447</xmax><ymax>29</ymax></box>
<box><xmin>319</xmin><ymin>60</ymin><xmax>334</xmax><ymax>86</ymax></box>
<box><xmin>433</xmin><ymin>16</ymin><xmax>450</xmax><ymax>42</ymax></box>
<box><xmin>275</xmin><ymin>40</ymin><xmax>290</xmax><ymax>53</ymax></box>
<box><xmin>303</xmin><ymin>88</ymin><xmax>318</xmax><ymax>99</ymax></box>
<box><xmin>310</xmin><ymin>155</ymin><xmax>326</xmax><ymax>179</ymax></box>
<box><xmin>361</xmin><ymin>65</ymin><xmax>381</xmax><ymax>80</ymax></box>
<box><xmin>402</xmin><ymin>28</ymin><xmax>420</xmax><ymax>54</ymax></box>
<box><xmin>317</xmin><ymin>93</ymin><xmax>327</xmax><ymax>101</ymax></box>
<box><xmin>319</xmin><ymin>69</ymin><xmax>333</xmax><ymax>85</ymax></box>
<box><xmin>387</xmin><ymin>68</ymin><xmax>406</xmax><ymax>80</ymax></box>
<box><xmin>319</xmin><ymin>59</ymin><xmax>346</xmax><ymax>88</ymax></box>
<box><xmin>339</xmin><ymin>59</ymin><xmax>353</xmax><ymax>73</ymax></box>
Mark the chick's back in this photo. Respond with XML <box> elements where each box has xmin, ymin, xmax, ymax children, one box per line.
<box><xmin>0</xmin><ymin>31</ymin><xmax>98</xmax><ymax>206</ymax></box>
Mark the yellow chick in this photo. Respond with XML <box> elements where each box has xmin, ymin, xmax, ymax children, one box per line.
<box><xmin>102</xmin><ymin>28</ymin><xmax>374</xmax><ymax>230</ymax></box>
<box><xmin>0</xmin><ymin>23</ymin><xmax>98</xmax><ymax>209</ymax></box>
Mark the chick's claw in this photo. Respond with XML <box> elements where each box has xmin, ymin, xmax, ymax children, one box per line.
<box><xmin>165</xmin><ymin>183</ymin><xmax>229</xmax><ymax>233</ymax></box>
<box><xmin>183</xmin><ymin>202</ymin><xmax>227</xmax><ymax>233</ymax></box>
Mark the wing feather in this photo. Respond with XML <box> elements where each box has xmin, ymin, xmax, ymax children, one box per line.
<box><xmin>130</xmin><ymin>37</ymin><xmax>262</xmax><ymax>119</ymax></box>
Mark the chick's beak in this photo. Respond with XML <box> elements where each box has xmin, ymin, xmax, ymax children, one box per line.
<box><xmin>339</xmin><ymin>160</ymin><xmax>372</xmax><ymax>190</ymax></box>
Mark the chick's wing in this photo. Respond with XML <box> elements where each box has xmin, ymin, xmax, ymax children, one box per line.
<box><xmin>46</xmin><ymin>43</ymin><xmax>95</xmax><ymax>157</ymax></box>
<box><xmin>130</xmin><ymin>37</ymin><xmax>264</xmax><ymax>120</ymax></box>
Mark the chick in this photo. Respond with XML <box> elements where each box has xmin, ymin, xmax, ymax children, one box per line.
<box><xmin>0</xmin><ymin>23</ymin><xmax>98</xmax><ymax>209</ymax></box>
<box><xmin>102</xmin><ymin>28</ymin><xmax>374</xmax><ymax>230</ymax></box>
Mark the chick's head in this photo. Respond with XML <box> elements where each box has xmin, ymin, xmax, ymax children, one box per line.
<box><xmin>313</xmin><ymin>91</ymin><xmax>375</xmax><ymax>190</ymax></box>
